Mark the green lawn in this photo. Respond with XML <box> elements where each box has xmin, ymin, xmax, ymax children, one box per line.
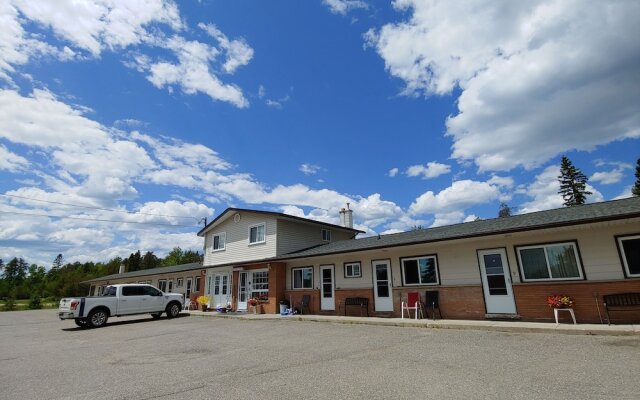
<box><xmin>0</xmin><ymin>299</ymin><xmax>58</xmax><ymax>311</ymax></box>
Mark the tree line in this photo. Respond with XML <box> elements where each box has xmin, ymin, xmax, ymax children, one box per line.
<box><xmin>0</xmin><ymin>247</ymin><xmax>202</xmax><ymax>305</ymax></box>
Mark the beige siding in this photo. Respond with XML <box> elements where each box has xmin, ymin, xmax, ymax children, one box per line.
<box><xmin>203</xmin><ymin>212</ymin><xmax>277</xmax><ymax>266</ymax></box>
<box><xmin>88</xmin><ymin>270</ymin><xmax>201</xmax><ymax>294</ymax></box>
<box><xmin>284</xmin><ymin>218</ymin><xmax>640</xmax><ymax>290</ymax></box>
<box><xmin>276</xmin><ymin>219</ymin><xmax>354</xmax><ymax>255</ymax></box>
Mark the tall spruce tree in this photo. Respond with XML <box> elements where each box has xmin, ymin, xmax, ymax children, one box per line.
<box><xmin>558</xmin><ymin>155</ymin><xmax>592</xmax><ymax>206</ymax></box>
<box><xmin>498</xmin><ymin>202</ymin><xmax>512</xmax><ymax>218</ymax></box>
<box><xmin>632</xmin><ymin>158</ymin><xmax>640</xmax><ymax>197</ymax></box>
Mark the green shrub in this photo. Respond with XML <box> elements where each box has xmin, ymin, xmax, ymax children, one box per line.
<box><xmin>4</xmin><ymin>298</ymin><xmax>16</xmax><ymax>311</ymax></box>
<box><xmin>28</xmin><ymin>296</ymin><xmax>42</xmax><ymax>310</ymax></box>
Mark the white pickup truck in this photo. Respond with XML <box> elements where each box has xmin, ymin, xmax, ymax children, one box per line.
<box><xmin>58</xmin><ymin>284</ymin><xmax>184</xmax><ymax>328</ymax></box>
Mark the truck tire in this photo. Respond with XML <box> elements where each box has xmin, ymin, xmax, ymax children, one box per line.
<box><xmin>151</xmin><ymin>312</ymin><xmax>162</xmax><ymax>319</ymax></box>
<box><xmin>87</xmin><ymin>308</ymin><xmax>109</xmax><ymax>328</ymax></box>
<box><xmin>166</xmin><ymin>302</ymin><xmax>181</xmax><ymax>318</ymax></box>
<box><xmin>74</xmin><ymin>318</ymin><xmax>88</xmax><ymax>328</ymax></box>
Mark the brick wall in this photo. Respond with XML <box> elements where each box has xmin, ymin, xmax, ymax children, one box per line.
<box><xmin>513</xmin><ymin>280</ymin><xmax>640</xmax><ymax>323</ymax></box>
<box><xmin>393</xmin><ymin>286</ymin><xmax>485</xmax><ymax>319</ymax></box>
<box><xmin>283</xmin><ymin>289</ymin><xmax>319</xmax><ymax>314</ymax></box>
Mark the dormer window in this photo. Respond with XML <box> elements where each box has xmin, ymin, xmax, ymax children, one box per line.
<box><xmin>249</xmin><ymin>223</ymin><xmax>266</xmax><ymax>244</ymax></box>
<box><xmin>212</xmin><ymin>232</ymin><xmax>226</xmax><ymax>251</ymax></box>
<box><xmin>322</xmin><ymin>229</ymin><xmax>331</xmax><ymax>242</ymax></box>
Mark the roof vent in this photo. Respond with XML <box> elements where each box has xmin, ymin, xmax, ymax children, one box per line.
<box><xmin>339</xmin><ymin>203</ymin><xmax>353</xmax><ymax>229</ymax></box>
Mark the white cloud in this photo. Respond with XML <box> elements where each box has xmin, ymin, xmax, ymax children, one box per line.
<box><xmin>405</xmin><ymin>161</ymin><xmax>451</xmax><ymax>179</ymax></box>
<box><xmin>0</xmin><ymin>144</ymin><xmax>29</xmax><ymax>171</ymax></box>
<box><xmin>590</xmin><ymin>164</ymin><xmax>631</xmax><ymax>185</ymax></box>
<box><xmin>388</xmin><ymin>167</ymin><xmax>399</xmax><ymax>177</ymax></box>
<box><xmin>518</xmin><ymin>165</ymin><xmax>604</xmax><ymax>214</ymax></box>
<box><xmin>366</xmin><ymin>0</ymin><xmax>640</xmax><ymax>172</ymax></box>
<box><xmin>323</xmin><ymin>0</ymin><xmax>368</xmax><ymax>15</ymax></box>
<box><xmin>409</xmin><ymin>179</ymin><xmax>502</xmax><ymax>216</ymax></box>
<box><xmin>199</xmin><ymin>23</ymin><xmax>253</xmax><ymax>74</ymax></box>
<box><xmin>299</xmin><ymin>164</ymin><xmax>321</xmax><ymax>175</ymax></box>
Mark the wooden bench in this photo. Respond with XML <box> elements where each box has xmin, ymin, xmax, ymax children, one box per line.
<box><xmin>344</xmin><ymin>297</ymin><xmax>369</xmax><ymax>317</ymax></box>
<box><xmin>603</xmin><ymin>293</ymin><xmax>640</xmax><ymax>325</ymax></box>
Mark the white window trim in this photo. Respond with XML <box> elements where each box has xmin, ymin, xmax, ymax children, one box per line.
<box><xmin>176</xmin><ymin>278</ymin><xmax>183</xmax><ymax>288</ymax></box>
<box><xmin>292</xmin><ymin>266</ymin><xmax>314</xmax><ymax>289</ymax></box>
<box><xmin>516</xmin><ymin>241</ymin><xmax>584</xmax><ymax>282</ymax></box>
<box><xmin>212</xmin><ymin>232</ymin><xmax>226</xmax><ymax>252</ymax></box>
<box><xmin>401</xmin><ymin>255</ymin><xmax>440</xmax><ymax>286</ymax></box>
<box><xmin>617</xmin><ymin>234</ymin><xmax>640</xmax><ymax>278</ymax></box>
<box><xmin>322</xmin><ymin>229</ymin><xmax>332</xmax><ymax>242</ymax></box>
<box><xmin>248</xmin><ymin>222</ymin><xmax>266</xmax><ymax>245</ymax></box>
<box><xmin>344</xmin><ymin>262</ymin><xmax>361</xmax><ymax>278</ymax></box>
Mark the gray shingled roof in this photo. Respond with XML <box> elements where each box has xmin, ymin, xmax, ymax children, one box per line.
<box><xmin>278</xmin><ymin>197</ymin><xmax>640</xmax><ymax>260</ymax></box>
<box><xmin>82</xmin><ymin>262</ymin><xmax>202</xmax><ymax>284</ymax></box>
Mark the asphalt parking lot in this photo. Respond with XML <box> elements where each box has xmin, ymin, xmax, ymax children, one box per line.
<box><xmin>0</xmin><ymin>310</ymin><xmax>638</xmax><ymax>400</ymax></box>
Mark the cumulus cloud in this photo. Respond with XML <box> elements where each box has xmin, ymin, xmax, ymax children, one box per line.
<box><xmin>388</xmin><ymin>167</ymin><xmax>399</xmax><ymax>177</ymax></box>
<box><xmin>409</xmin><ymin>179</ymin><xmax>502</xmax><ymax>216</ymax></box>
<box><xmin>406</xmin><ymin>162</ymin><xmax>451</xmax><ymax>179</ymax></box>
<box><xmin>323</xmin><ymin>0</ymin><xmax>368</xmax><ymax>15</ymax></box>
<box><xmin>366</xmin><ymin>0</ymin><xmax>640</xmax><ymax>171</ymax></box>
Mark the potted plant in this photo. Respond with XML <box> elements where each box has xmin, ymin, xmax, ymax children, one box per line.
<box><xmin>546</xmin><ymin>294</ymin><xmax>574</xmax><ymax>309</ymax></box>
<box><xmin>196</xmin><ymin>295</ymin><xmax>210</xmax><ymax>312</ymax></box>
<box><xmin>248</xmin><ymin>297</ymin><xmax>259</xmax><ymax>314</ymax></box>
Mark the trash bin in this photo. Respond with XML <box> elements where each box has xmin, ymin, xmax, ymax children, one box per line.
<box><xmin>279</xmin><ymin>300</ymin><xmax>290</xmax><ymax>315</ymax></box>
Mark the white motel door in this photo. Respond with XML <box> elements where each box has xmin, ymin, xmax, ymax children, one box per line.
<box><xmin>372</xmin><ymin>260</ymin><xmax>393</xmax><ymax>312</ymax></box>
<box><xmin>478</xmin><ymin>248</ymin><xmax>517</xmax><ymax>314</ymax></box>
<box><xmin>320</xmin><ymin>265</ymin><xmax>335</xmax><ymax>311</ymax></box>
<box><xmin>237</xmin><ymin>271</ymin><xmax>249</xmax><ymax>310</ymax></box>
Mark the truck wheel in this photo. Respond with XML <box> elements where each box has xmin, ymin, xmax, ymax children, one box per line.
<box><xmin>87</xmin><ymin>308</ymin><xmax>109</xmax><ymax>328</ymax></box>
<box><xmin>166</xmin><ymin>302</ymin><xmax>181</xmax><ymax>318</ymax></box>
<box><xmin>74</xmin><ymin>318</ymin><xmax>88</xmax><ymax>328</ymax></box>
<box><xmin>151</xmin><ymin>312</ymin><xmax>162</xmax><ymax>319</ymax></box>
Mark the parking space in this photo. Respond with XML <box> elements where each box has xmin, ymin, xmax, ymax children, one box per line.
<box><xmin>0</xmin><ymin>310</ymin><xmax>638</xmax><ymax>399</ymax></box>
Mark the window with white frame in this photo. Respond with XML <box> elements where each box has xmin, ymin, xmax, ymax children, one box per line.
<box><xmin>292</xmin><ymin>267</ymin><xmax>313</xmax><ymax>289</ymax></box>
<box><xmin>158</xmin><ymin>279</ymin><xmax>167</xmax><ymax>292</ymax></box>
<box><xmin>176</xmin><ymin>278</ymin><xmax>183</xmax><ymax>288</ymax></box>
<box><xmin>251</xmin><ymin>271</ymin><xmax>269</xmax><ymax>299</ymax></box>
<box><xmin>212</xmin><ymin>232</ymin><xmax>226</xmax><ymax>251</ymax></box>
<box><xmin>516</xmin><ymin>241</ymin><xmax>583</xmax><ymax>281</ymax></box>
<box><xmin>344</xmin><ymin>262</ymin><xmax>361</xmax><ymax>278</ymax></box>
<box><xmin>401</xmin><ymin>255</ymin><xmax>439</xmax><ymax>285</ymax></box>
<box><xmin>617</xmin><ymin>234</ymin><xmax>640</xmax><ymax>277</ymax></box>
<box><xmin>249</xmin><ymin>223</ymin><xmax>266</xmax><ymax>244</ymax></box>
<box><xmin>322</xmin><ymin>229</ymin><xmax>331</xmax><ymax>242</ymax></box>
<box><xmin>195</xmin><ymin>276</ymin><xmax>201</xmax><ymax>292</ymax></box>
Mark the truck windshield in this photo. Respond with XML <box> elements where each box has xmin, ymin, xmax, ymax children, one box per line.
<box><xmin>103</xmin><ymin>286</ymin><xmax>117</xmax><ymax>297</ymax></box>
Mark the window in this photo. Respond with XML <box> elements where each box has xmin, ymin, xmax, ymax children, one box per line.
<box><xmin>617</xmin><ymin>234</ymin><xmax>640</xmax><ymax>277</ymax></box>
<box><xmin>401</xmin><ymin>255</ymin><xmax>439</xmax><ymax>285</ymax></box>
<box><xmin>141</xmin><ymin>286</ymin><xmax>162</xmax><ymax>296</ymax></box>
<box><xmin>158</xmin><ymin>279</ymin><xmax>167</xmax><ymax>292</ymax></box>
<box><xmin>122</xmin><ymin>286</ymin><xmax>143</xmax><ymax>296</ymax></box>
<box><xmin>176</xmin><ymin>278</ymin><xmax>183</xmax><ymax>288</ymax></box>
<box><xmin>195</xmin><ymin>276</ymin><xmax>201</xmax><ymax>292</ymax></box>
<box><xmin>249</xmin><ymin>223</ymin><xmax>266</xmax><ymax>244</ymax></box>
<box><xmin>212</xmin><ymin>232</ymin><xmax>226</xmax><ymax>251</ymax></box>
<box><xmin>251</xmin><ymin>271</ymin><xmax>269</xmax><ymax>299</ymax></box>
<box><xmin>102</xmin><ymin>286</ymin><xmax>115</xmax><ymax>296</ymax></box>
<box><xmin>322</xmin><ymin>229</ymin><xmax>331</xmax><ymax>242</ymax></box>
<box><xmin>516</xmin><ymin>241</ymin><xmax>583</xmax><ymax>281</ymax></box>
<box><xmin>344</xmin><ymin>262</ymin><xmax>361</xmax><ymax>278</ymax></box>
<box><xmin>292</xmin><ymin>267</ymin><xmax>313</xmax><ymax>289</ymax></box>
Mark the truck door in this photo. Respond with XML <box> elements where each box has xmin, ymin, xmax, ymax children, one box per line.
<box><xmin>140</xmin><ymin>285</ymin><xmax>164</xmax><ymax>312</ymax></box>
<box><xmin>119</xmin><ymin>286</ymin><xmax>145</xmax><ymax>314</ymax></box>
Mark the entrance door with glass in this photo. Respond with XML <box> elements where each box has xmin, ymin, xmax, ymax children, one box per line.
<box><xmin>238</xmin><ymin>271</ymin><xmax>249</xmax><ymax>310</ymax></box>
<box><xmin>372</xmin><ymin>260</ymin><xmax>393</xmax><ymax>312</ymax></box>
<box><xmin>478</xmin><ymin>248</ymin><xmax>517</xmax><ymax>314</ymax></box>
<box><xmin>320</xmin><ymin>265</ymin><xmax>335</xmax><ymax>311</ymax></box>
<box><xmin>212</xmin><ymin>273</ymin><xmax>230</xmax><ymax>307</ymax></box>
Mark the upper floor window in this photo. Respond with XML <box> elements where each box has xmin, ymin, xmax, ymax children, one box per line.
<box><xmin>292</xmin><ymin>267</ymin><xmax>313</xmax><ymax>289</ymax></box>
<box><xmin>516</xmin><ymin>241</ymin><xmax>583</xmax><ymax>281</ymax></box>
<box><xmin>249</xmin><ymin>223</ymin><xmax>266</xmax><ymax>244</ymax></box>
<box><xmin>344</xmin><ymin>262</ymin><xmax>361</xmax><ymax>278</ymax></box>
<box><xmin>401</xmin><ymin>255</ymin><xmax>439</xmax><ymax>285</ymax></box>
<box><xmin>617</xmin><ymin>234</ymin><xmax>640</xmax><ymax>277</ymax></box>
<box><xmin>322</xmin><ymin>229</ymin><xmax>331</xmax><ymax>242</ymax></box>
<box><xmin>212</xmin><ymin>232</ymin><xmax>226</xmax><ymax>251</ymax></box>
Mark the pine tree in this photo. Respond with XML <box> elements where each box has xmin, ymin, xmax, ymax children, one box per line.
<box><xmin>558</xmin><ymin>156</ymin><xmax>592</xmax><ymax>206</ymax></box>
<box><xmin>632</xmin><ymin>158</ymin><xmax>640</xmax><ymax>197</ymax></box>
<box><xmin>498</xmin><ymin>203</ymin><xmax>512</xmax><ymax>218</ymax></box>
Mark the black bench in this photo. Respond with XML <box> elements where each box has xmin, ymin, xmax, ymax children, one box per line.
<box><xmin>603</xmin><ymin>293</ymin><xmax>640</xmax><ymax>325</ymax></box>
<box><xmin>344</xmin><ymin>297</ymin><xmax>369</xmax><ymax>317</ymax></box>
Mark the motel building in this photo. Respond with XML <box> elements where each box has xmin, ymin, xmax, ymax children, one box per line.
<box><xmin>84</xmin><ymin>197</ymin><xmax>640</xmax><ymax>324</ymax></box>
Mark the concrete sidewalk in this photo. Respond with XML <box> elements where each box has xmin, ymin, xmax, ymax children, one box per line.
<box><xmin>184</xmin><ymin>310</ymin><xmax>640</xmax><ymax>336</ymax></box>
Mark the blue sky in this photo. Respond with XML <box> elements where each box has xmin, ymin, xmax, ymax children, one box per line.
<box><xmin>1</xmin><ymin>0</ymin><xmax>638</xmax><ymax>266</ymax></box>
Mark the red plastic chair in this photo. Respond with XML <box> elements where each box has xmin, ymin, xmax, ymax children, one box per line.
<box><xmin>401</xmin><ymin>292</ymin><xmax>424</xmax><ymax>320</ymax></box>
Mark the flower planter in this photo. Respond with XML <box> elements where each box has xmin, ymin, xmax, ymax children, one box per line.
<box><xmin>201</xmin><ymin>305</ymin><xmax>207</xmax><ymax>312</ymax></box>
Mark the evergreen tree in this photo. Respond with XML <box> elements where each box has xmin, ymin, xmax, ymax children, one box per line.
<box><xmin>632</xmin><ymin>158</ymin><xmax>640</xmax><ymax>197</ymax></box>
<box><xmin>558</xmin><ymin>156</ymin><xmax>592</xmax><ymax>206</ymax></box>
<box><xmin>141</xmin><ymin>251</ymin><xmax>160</xmax><ymax>270</ymax></box>
<box><xmin>498</xmin><ymin>203</ymin><xmax>512</xmax><ymax>218</ymax></box>
<box><xmin>126</xmin><ymin>250</ymin><xmax>142</xmax><ymax>272</ymax></box>
<box><xmin>3</xmin><ymin>257</ymin><xmax>28</xmax><ymax>283</ymax></box>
